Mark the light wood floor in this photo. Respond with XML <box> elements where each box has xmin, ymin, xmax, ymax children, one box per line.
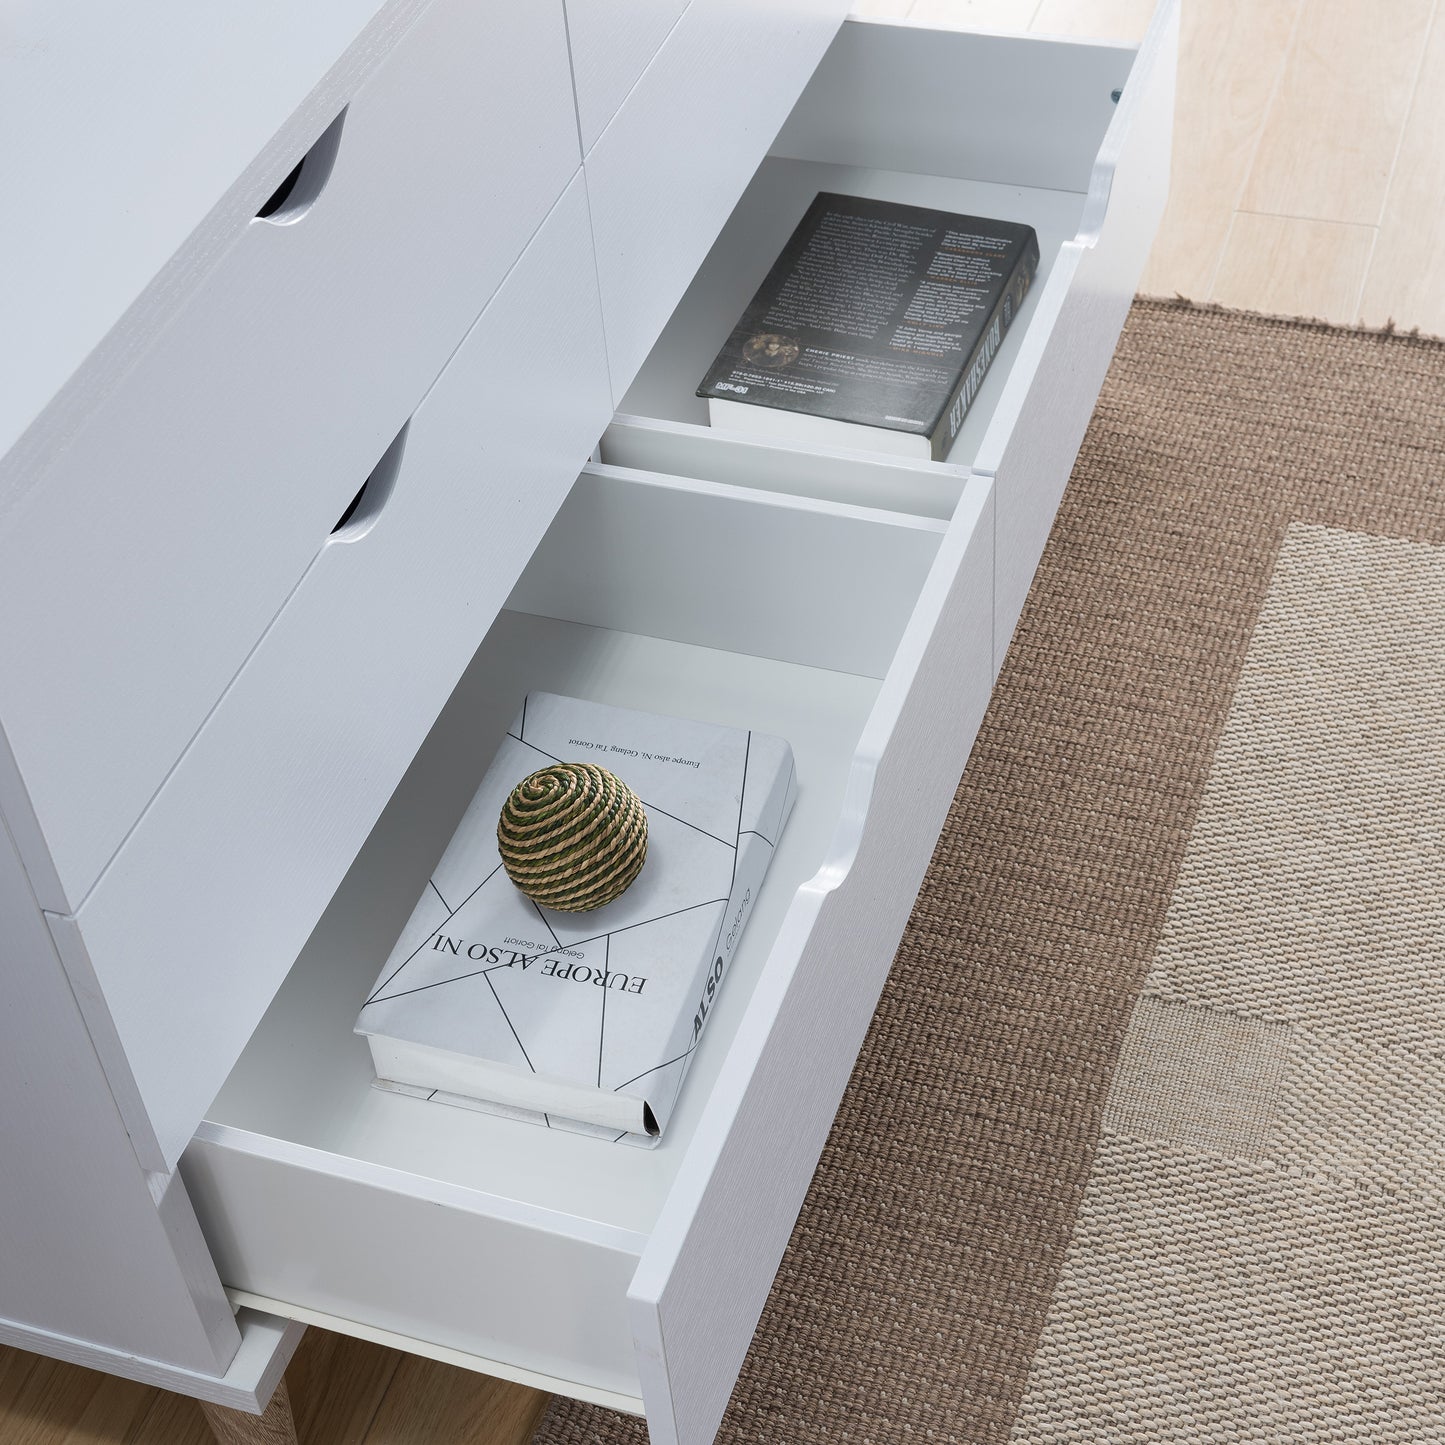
<box><xmin>864</xmin><ymin>0</ymin><xmax>1445</xmax><ymax>331</ymax></box>
<box><xmin>0</xmin><ymin>1332</ymin><xmax>544</xmax><ymax>1445</ymax></box>
<box><xmin>6</xmin><ymin>1</ymin><xmax>1441</xmax><ymax>1443</ymax></box>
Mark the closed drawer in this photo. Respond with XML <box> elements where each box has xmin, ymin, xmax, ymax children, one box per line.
<box><xmin>606</xmin><ymin>5</ymin><xmax>1178</xmax><ymax>676</ymax></box>
<box><xmin>184</xmin><ymin>452</ymin><xmax>996</xmax><ymax>1444</ymax></box>
<box><xmin>584</xmin><ymin>0</ymin><xmax>846</xmax><ymax>401</ymax></box>
<box><xmin>565</xmin><ymin>0</ymin><xmax>691</xmax><ymax>153</ymax></box>
<box><xmin>0</xmin><ymin>0</ymin><xmax>580</xmax><ymax>911</ymax></box>
<box><xmin>53</xmin><ymin>175</ymin><xmax>613</xmax><ymax>1175</ymax></box>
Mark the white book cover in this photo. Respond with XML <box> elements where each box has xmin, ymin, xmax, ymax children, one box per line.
<box><xmin>354</xmin><ymin>692</ymin><xmax>796</xmax><ymax>1146</ymax></box>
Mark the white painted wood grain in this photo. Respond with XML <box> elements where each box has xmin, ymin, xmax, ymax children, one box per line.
<box><xmin>910</xmin><ymin>0</ymin><xmax>1039</xmax><ymax>28</ymax></box>
<box><xmin>0</xmin><ymin>816</ymin><xmax>239</xmax><ymax>1374</ymax></box>
<box><xmin>1032</xmin><ymin>0</ymin><xmax>1155</xmax><ymax>41</ymax></box>
<box><xmin>0</xmin><ymin>0</ymin><xmax>420</xmax><ymax>473</ymax></box>
<box><xmin>565</xmin><ymin>0</ymin><xmax>691</xmax><ymax>152</ymax></box>
<box><xmin>978</xmin><ymin>0</ymin><xmax>1176</xmax><ymax>673</ymax></box>
<box><xmin>0</xmin><ymin>1310</ymin><xmax>302</xmax><ymax>1413</ymax></box>
<box><xmin>0</xmin><ymin>720</ymin><xmax>65</xmax><ymax>914</ymax></box>
<box><xmin>584</xmin><ymin>0</ymin><xmax>847</xmax><ymax>401</ymax></box>
<box><xmin>67</xmin><ymin>176</ymin><xmax>613</xmax><ymax>1173</ymax></box>
<box><xmin>180</xmin><ymin>447</ymin><xmax>973</xmax><ymax>1425</ymax></box>
<box><xmin>185</xmin><ymin>1134</ymin><xmax>648</xmax><ymax>1402</ymax></box>
<box><xmin>185</xmin><ymin>582</ymin><xmax>885</xmax><ymax>1403</ymax></box>
<box><xmin>195</xmin><ymin>608</ymin><xmax>878</xmax><ymax>1226</ymax></box>
<box><xmin>629</xmin><ymin>476</ymin><xmax>996</xmax><ymax>1445</ymax></box>
<box><xmin>611</xmin><ymin>21</ymin><xmax>1142</xmax><ymax>476</ymax></box>
<box><xmin>600</xmin><ymin>416</ymin><xmax>968</xmax><ymax>520</ymax></box>
<box><xmin>772</xmin><ymin>19</ymin><xmax>1132</xmax><ymax>193</ymax></box>
<box><xmin>508</xmin><ymin>466</ymin><xmax>945</xmax><ymax>678</ymax></box>
<box><xmin>225</xmin><ymin>1292</ymin><xmax>645</xmax><ymax>1416</ymax></box>
<box><xmin>0</xmin><ymin>0</ymin><xmax>580</xmax><ymax>913</ymax></box>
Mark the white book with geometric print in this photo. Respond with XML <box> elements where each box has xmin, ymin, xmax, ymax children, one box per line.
<box><xmin>354</xmin><ymin>692</ymin><xmax>796</xmax><ymax>1147</ymax></box>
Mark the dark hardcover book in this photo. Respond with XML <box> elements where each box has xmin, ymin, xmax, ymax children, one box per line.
<box><xmin>697</xmin><ymin>193</ymin><xmax>1039</xmax><ymax>462</ymax></box>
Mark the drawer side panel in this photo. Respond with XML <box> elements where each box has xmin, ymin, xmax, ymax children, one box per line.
<box><xmin>984</xmin><ymin>0</ymin><xmax>1178</xmax><ymax>674</ymax></box>
<box><xmin>628</xmin><ymin>482</ymin><xmax>995</xmax><ymax>1445</ymax></box>
<box><xmin>771</xmin><ymin>20</ymin><xmax>1131</xmax><ymax>194</ymax></box>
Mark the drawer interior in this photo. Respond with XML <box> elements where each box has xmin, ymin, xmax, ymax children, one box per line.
<box><xmin>197</xmin><ymin>468</ymin><xmax>947</xmax><ymax>1243</ymax></box>
<box><xmin>606</xmin><ymin>18</ymin><xmax>1139</xmax><ymax>484</ymax></box>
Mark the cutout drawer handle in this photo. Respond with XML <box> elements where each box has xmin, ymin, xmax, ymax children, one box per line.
<box><xmin>330</xmin><ymin>423</ymin><xmax>408</xmax><ymax>542</ymax></box>
<box><xmin>256</xmin><ymin>108</ymin><xmax>347</xmax><ymax>224</ymax></box>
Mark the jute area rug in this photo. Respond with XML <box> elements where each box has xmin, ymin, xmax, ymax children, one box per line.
<box><xmin>531</xmin><ymin>299</ymin><xmax>1445</xmax><ymax>1445</ymax></box>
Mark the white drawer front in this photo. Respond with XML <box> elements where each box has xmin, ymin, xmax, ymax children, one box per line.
<box><xmin>60</xmin><ymin>176</ymin><xmax>613</xmax><ymax>1173</ymax></box>
<box><xmin>0</xmin><ymin>0</ymin><xmax>580</xmax><ymax>911</ymax></box>
<box><xmin>183</xmin><ymin>1139</ymin><xmax>649</xmax><ymax>1405</ymax></box>
<box><xmin>566</xmin><ymin>0</ymin><xmax>690</xmax><ymax>153</ymax></box>
<box><xmin>978</xmin><ymin>0</ymin><xmax>1179</xmax><ymax>673</ymax></box>
<box><xmin>584</xmin><ymin>0</ymin><xmax>846</xmax><ymax>401</ymax></box>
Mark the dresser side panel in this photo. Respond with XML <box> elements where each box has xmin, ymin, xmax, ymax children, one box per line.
<box><xmin>0</xmin><ymin>816</ymin><xmax>240</xmax><ymax>1372</ymax></box>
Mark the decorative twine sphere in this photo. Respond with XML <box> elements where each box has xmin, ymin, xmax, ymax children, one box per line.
<box><xmin>497</xmin><ymin>762</ymin><xmax>648</xmax><ymax>912</ymax></box>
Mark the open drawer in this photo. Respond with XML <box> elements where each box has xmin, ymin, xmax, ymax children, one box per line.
<box><xmin>603</xmin><ymin>5</ymin><xmax>1177</xmax><ymax>676</ymax></box>
<box><xmin>184</xmin><ymin>457</ymin><xmax>996</xmax><ymax>1444</ymax></box>
<box><xmin>181</xmin><ymin>9</ymin><xmax>1175</xmax><ymax>1442</ymax></box>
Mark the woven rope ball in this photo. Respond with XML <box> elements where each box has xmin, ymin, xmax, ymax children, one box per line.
<box><xmin>497</xmin><ymin>762</ymin><xmax>648</xmax><ymax>912</ymax></box>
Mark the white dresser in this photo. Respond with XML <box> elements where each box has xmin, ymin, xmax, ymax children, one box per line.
<box><xmin>0</xmin><ymin>3</ymin><xmax>1176</xmax><ymax>1441</ymax></box>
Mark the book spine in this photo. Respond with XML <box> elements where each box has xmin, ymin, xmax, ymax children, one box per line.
<box><xmin>645</xmin><ymin>761</ymin><xmax>798</xmax><ymax>1134</ymax></box>
<box><xmin>931</xmin><ymin>237</ymin><xmax>1041</xmax><ymax>461</ymax></box>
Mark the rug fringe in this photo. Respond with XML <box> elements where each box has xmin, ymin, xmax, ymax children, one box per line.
<box><xmin>1135</xmin><ymin>291</ymin><xmax>1445</xmax><ymax>346</ymax></box>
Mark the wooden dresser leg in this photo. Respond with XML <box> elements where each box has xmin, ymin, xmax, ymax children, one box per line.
<box><xmin>199</xmin><ymin>1379</ymin><xmax>299</xmax><ymax>1445</ymax></box>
